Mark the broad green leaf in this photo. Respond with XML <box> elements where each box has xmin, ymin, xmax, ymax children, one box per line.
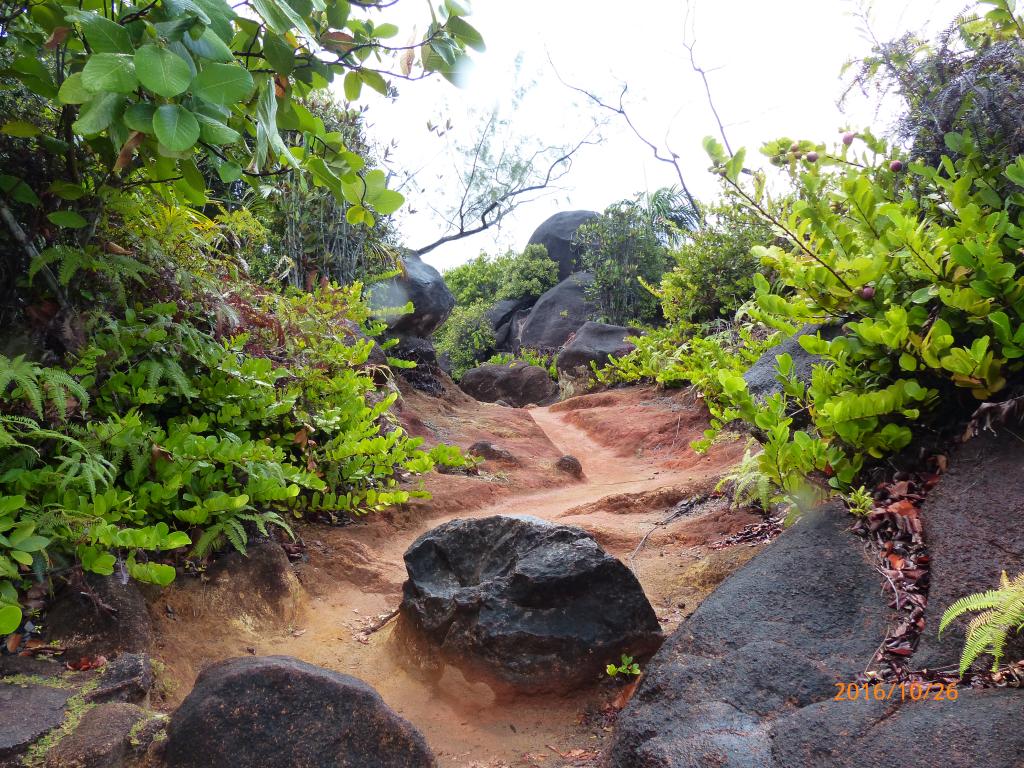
<box><xmin>0</xmin><ymin>176</ymin><xmax>39</xmax><ymax>206</ymax></box>
<box><xmin>216</xmin><ymin>160</ymin><xmax>242</xmax><ymax>182</ymax></box>
<box><xmin>195</xmin><ymin>113</ymin><xmax>240</xmax><ymax>144</ymax></box>
<box><xmin>82</xmin><ymin>53</ymin><xmax>138</xmax><ymax>93</ymax></box>
<box><xmin>58</xmin><ymin>73</ymin><xmax>92</xmax><ymax>104</ymax></box>
<box><xmin>192</xmin><ymin>63</ymin><xmax>254</xmax><ymax>105</ymax></box>
<box><xmin>251</xmin><ymin>0</ymin><xmax>295</xmax><ymax>34</ymax></box>
<box><xmin>372</xmin><ymin>188</ymin><xmax>404</xmax><ymax>215</ymax></box>
<box><xmin>13</xmin><ymin>535</ymin><xmax>48</xmax><ymax>552</ymax></box>
<box><xmin>184</xmin><ymin>27</ymin><xmax>235</xmax><ymax>62</ymax></box>
<box><xmin>343</xmin><ymin>70</ymin><xmax>361</xmax><ymax>101</ymax></box>
<box><xmin>72</xmin><ymin>92</ymin><xmax>123</xmax><ymax>134</ymax></box>
<box><xmin>0</xmin><ymin>604</ymin><xmax>21</xmax><ymax>634</ymax></box>
<box><xmin>153</xmin><ymin>104</ymin><xmax>200</xmax><ymax>151</ymax></box>
<box><xmin>124</xmin><ymin>102</ymin><xmax>157</xmax><ymax>132</ymax></box>
<box><xmin>66</xmin><ymin>9</ymin><xmax>134</xmax><ymax>53</ymax></box>
<box><xmin>47</xmin><ymin>210</ymin><xmax>87</xmax><ymax>228</ymax></box>
<box><xmin>48</xmin><ymin>181</ymin><xmax>86</xmax><ymax>200</ymax></box>
<box><xmin>262</xmin><ymin>32</ymin><xmax>295</xmax><ymax>74</ymax></box>
<box><xmin>374</xmin><ymin>22</ymin><xmax>399</xmax><ymax>38</ymax></box>
<box><xmin>361</xmin><ymin>70</ymin><xmax>387</xmax><ymax>96</ymax></box>
<box><xmin>1</xmin><ymin>121</ymin><xmax>40</xmax><ymax>138</ymax></box>
<box><xmin>135</xmin><ymin>45</ymin><xmax>193</xmax><ymax>98</ymax></box>
<box><xmin>446</xmin><ymin>16</ymin><xmax>484</xmax><ymax>51</ymax></box>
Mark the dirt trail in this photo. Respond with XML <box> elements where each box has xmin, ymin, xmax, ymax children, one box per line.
<box><xmin>149</xmin><ymin>391</ymin><xmax>760</xmax><ymax>768</ymax></box>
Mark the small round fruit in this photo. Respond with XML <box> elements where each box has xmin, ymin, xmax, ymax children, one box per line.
<box><xmin>860</xmin><ymin>286</ymin><xmax>876</xmax><ymax>300</ymax></box>
<box><xmin>790</xmin><ymin>142</ymin><xmax>800</xmax><ymax>153</ymax></box>
<box><xmin>806</xmin><ymin>151</ymin><xmax>819</xmax><ymax>163</ymax></box>
<box><xmin>889</xmin><ymin>160</ymin><xmax>904</xmax><ymax>173</ymax></box>
<box><xmin>843</xmin><ymin>132</ymin><xmax>855</xmax><ymax>145</ymax></box>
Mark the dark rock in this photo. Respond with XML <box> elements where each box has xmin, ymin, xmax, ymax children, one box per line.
<box><xmin>86</xmin><ymin>653</ymin><xmax>154</xmax><ymax>705</ymax></box>
<box><xmin>459</xmin><ymin>361</ymin><xmax>558</xmax><ymax>407</ymax></box>
<box><xmin>515</xmin><ymin>272</ymin><xmax>595</xmax><ymax>353</ymax></box>
<box><xmin>387</xmin><ymin>335</ymin><xmax>448</xmax><ymax>396</ymax></box>
<box><xmin>0</xmin><ymin>682</ymin><xmax>72</xmax><ymax>763</ymax></box>
<box><xmin>556</xmin><ymin>322</ymin><xmax>636</xmax><ymax>376</ymax></box>
<box><xmin>368</xmin><ymin>253</ymin><xmax>455</xmax><ymax>337</ymax></box>
<box><xmin>205</xmin><ymin>542</ymin><xmax>299</xmax><ymax>624</ymax></box>
<box><xmin>164</xmin><ymin>656</ymin><xmax>435</xmax><ymax>768</ymax></box>
<box><xmin>555</xmin><ymin>455</ymin><xmax>584</xmax><ymax>479</ymax></box>
<box><xmin>742</xmin><ymin>324</ymin><xmax>842</xmax><ymax>402</ymax></box>
<box><xmin>487</xmin><ymin>298</ymin><xmax>535</xmax><ymax>353</ymax></box>
<box><xmin>467</xmin><ymin>442</ymin><xmax>518</xmax><ymax>464</ymax></box>
<box><xmin>915</xmin><ymin>431</ymin><xmax>1024</xmax><ymax>671</ymax></box>
<box><xmin>46</xmin><ymin>576</ymin><xmax>153</xmax><ymax>661</ymax></box>
<box><xmin>396</xmin><ymin>515</ymin><xmax>662</xmax><ymax>694</ymax></box>
<box><xmin>771</xmin><ymin>688</ymin><xmax>1024</xmax><ymax>768</ymax></box>
<box><xmin>43</xmin><ymin>702</ymin><xmax>148</xmax><ymax>768</ymax></box>
<box><xmin>608</xmin><ymin>502</ymin><xmax>888</xmax><ymax>767</ymax></box>
<box><xmin>0</xmin><ymin>655</ymin><xmax>64</xmax><ymax>680</ymax></box>
<box><xmin>526</xmin><ymin>210</ymin><xmax>599</xmax><ymax>281</ymax></box>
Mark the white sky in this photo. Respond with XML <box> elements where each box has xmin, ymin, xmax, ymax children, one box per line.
<box><xmin>353</xmin><ymin>0</ymin><xmax>972</xmax><ymax>272</ymax></box>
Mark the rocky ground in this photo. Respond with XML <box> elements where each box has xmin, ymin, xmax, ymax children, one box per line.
<box><xmin>4</xmin><ymin>376</ymin><xmax>1023</xmax><ymax>767</ymax></box>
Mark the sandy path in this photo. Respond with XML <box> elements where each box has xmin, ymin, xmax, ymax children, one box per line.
<box><xmin>151</xmin><ymin>402</ymin><xmax>756</xmax><ymax>767</ymax></box>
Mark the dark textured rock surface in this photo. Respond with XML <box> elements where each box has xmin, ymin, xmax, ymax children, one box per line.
<box><xmin>43</xmin><ymin>702</ymin><xmax>147</xmax><ymax>768</ymax></box>
<box><xmin>0</xmin><ymin>683</ymin><xmax>72</xmax><ymax>763</ymax></box>
<box><xmin>915</xmin><ymin>430</ymin><xmax>1024</xmax><ymax>671</ymax></box>
<box><xmin>369</xmin><ymin>253</ymin><xmax>455</xmax><ymax>337</ymax></box>
<box><xmin>742</xmin><ymin>324</ymin><xmax>841</xmax><ymax>402</ymax></box>
<box><xmin>387</xmin><ymin>335</ymin><xmax>449</xmax><ymax>395</ymax></box>
<box><xmin>771</xmin><ymin>689</ymin><xmax>1024</xmax><ymax>768</ymax></box>
<box><xmin>526</xmin><ymin>210</ymin><xmax>599</xmax><ymax>280</ymax></box>
<box><xmin>459</xmin><ymin>361</ymin><xmax>558</xmax><ymax>407</ymax></box>
<box><xmin>516</xmin><ymin>272</ymin><xmax>595</xmax><ymax>353</ymax></box>
<box><xmin>86</xmin><ymin>653</ymin><xmax>154</xmax><ymax>705</ymax></box>
<box><xmin>46</xmin><ymin>576</ymin><xmax>153</xmax><ymax>661</ymax></box>
<box><xmin>487</xmin><ymin>297</ymin><xmax>534</xmax><ymax>352</ymax></box>
<box><xmin>556</xmin><ymin>321</ymin><xmax>635</xmax><ymax>378</ymax></box>
<box><xmin>554</xmin><ymin>455</ymin><xmax>584</xmax><ymax>479</ymax></box>
<box><xmin>397</xmin><ymin>515</ymin><xmax>662</xmax><ymax>694</ymax></box>
<box><xmin>608</xmin><ymin>502</ymin><xmax>888</xmax><ymax>768</ymax></box>
<box><xmin>164</xmin><ymin>656</ymin><xmax>435</xmax><ymax>768</ymax></box>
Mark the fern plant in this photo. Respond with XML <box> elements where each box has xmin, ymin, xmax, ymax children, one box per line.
<box><xmin>940</xmin><ymin>571</ymin><xmax>1024</xmax><ymax>676</ymax></box>
<box><xmin>0</xmin><ymin>355</ymin><xmax>90</xmax><ymax>421</ymax></box>
<box><xmin>716</xmin><ymin>444</ymin><xmax>782</xmax><ymax>513</ymax></box>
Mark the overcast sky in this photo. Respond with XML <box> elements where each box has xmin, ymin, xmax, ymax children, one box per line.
<box><xmin>354</xmin><ymin>0</ymin><xmax>971</xmax><ymax>273</ymax></box>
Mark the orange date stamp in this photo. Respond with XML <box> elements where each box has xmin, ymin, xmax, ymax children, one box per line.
<box><xmin>833</xmin><ymin>682</ymin><xmax>958</xmax><ymax>702</ymax></box>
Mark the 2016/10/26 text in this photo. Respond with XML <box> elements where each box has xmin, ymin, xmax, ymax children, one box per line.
<box><xmin>833</xmin><ymin>682</ymin><xmax>958</xmax><ymax>702</ymax></box>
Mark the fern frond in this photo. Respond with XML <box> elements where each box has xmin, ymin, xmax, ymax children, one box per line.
<box><xmin>223</xmin><ymin>518</ymin><xmax>247</xmax><ymax>554</ymax></box>
<box><xmin>941</xmin><ymin>570</ymin><xmax>1024</xmax><ymax>675</ymax></box>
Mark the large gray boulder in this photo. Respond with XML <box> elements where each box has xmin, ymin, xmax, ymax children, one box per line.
<box><xmin>164</xmin><ymin>656</ymin><xmax>436</xmax><ymax>768</ymax></box>
<box><xmin>742</xmin><ymin>324</ymin><xmax>841</xmax><ymax>401</ymax></box>
<box><xmin>396</xmin><ymin>515</ymin><xmax>662</xmax><ymax>694</ymax></box>
<box><xmin>486</xmin><ymin>297</ymin><xmax>534</xmax><ymax>352</ymax></box>
<box><xmin>556</xmin><ymin>321</ymin><xmax>636</xmax><ymax>377</ymax></box>
<box><xmin>459</xmin><ymin>361</ymin><xmax>558</xmax><ymax>407</ymax></box>
<box><xmin>914</xmin><ymin>430</ymin><xmax>1024</xmax><ymax>671</ymax></box>
<box><xmin>607</xmin><ymin>502</ymin><xmax>889</xmax><ymax>767</ymax></box>
<box><xmin>368</xmin><ymin>254</ymin><xmax>454</xmax><ymax>337</ymax></box>
<box><xmin>527</xmin><ymin>210</ymin><xmax>599</xmax><ymax>280</ymax></box>
<box><xmin>515</xmin><ymin>272</ymin><xmax>595</xmax><ymax>353</ymax></box>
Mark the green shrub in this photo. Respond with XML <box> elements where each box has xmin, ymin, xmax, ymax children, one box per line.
<box><xmin>434</xmin><ymin>301</ymin><xmax>496</xmax><ymax>380</ymax></box>
<box><xmin>443</xmin><ymin>245</ymin><xmax>558</xmax><ymax>306</ymax></box>
<box><xmin>574</xmin><ymin>200</ymin><xmax>673</xmax><ymax>326</ymax></box>
<box><xmin>660</xmin><ymin>201</ymin><xmax>774</xmax><ymax>323</ymax></box>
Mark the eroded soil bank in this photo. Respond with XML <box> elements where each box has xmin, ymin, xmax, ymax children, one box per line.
<box><xmin>146</xmin><ymin>386</ymin><xmax>760</xmax><ymax>767</ymax></box>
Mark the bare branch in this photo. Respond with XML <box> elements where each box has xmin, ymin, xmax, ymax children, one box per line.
<box><xmin>547</xmin><ymin>56</ymin><xmax>703</xmax><ymax>225</ymax></box>
<box><xmin>411</xmin><ymin>133</ymin><xmax>600</xmax><ymax>257</ymax></box>
<box><xmin>682</xmin><ymin>2</ymin><xmax>733</xmax><ymax>156</ymax></box>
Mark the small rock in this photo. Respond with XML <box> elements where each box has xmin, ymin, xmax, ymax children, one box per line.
<box><xmin>555</xmin><ymin>455</ymin><xmax>584</xmax><ymax>479</ymax></box>
<box><xmin>85</xmin><ymin>653</ymin><xmax>154</xmax><ymax>705</ymax></box>
<box><xmin>45</xmin><ymin>576</ymin><xmax>153</xmax><ymax>662</ymax></box>
<box><xmin>44</xmin><ymin>702</ymin><xmax>149</xmax><ymax>768</ymax></box>
<box><xmin>0</xmin><ymin>682</ymin><xmax>72</xmax><ymax>762</ymax></box>
<box><xmin>467</xmin><ymin>442</ymin><xmax>518</xmax><ymax>464</ymax></box>
<box><xmin>164</xmin><ymin>656</ymin><xmax>436</xmax><ymax>768</ymax></box>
